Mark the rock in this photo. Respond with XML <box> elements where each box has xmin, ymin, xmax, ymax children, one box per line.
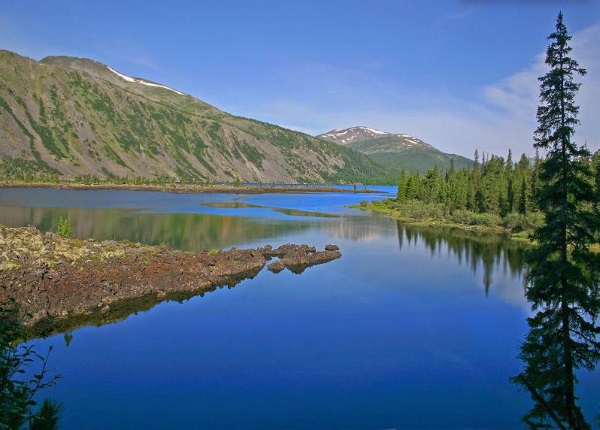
<box><xmin>325</xmin><ymin>244</ymin><xmax>339</xmax><ymax>251</ymax></box>
<box><xmin>267</xmin><ymin>260</ymin><xmax>285</xmax><ymax>273</ymax></box>
<box><xmin>264</xmin><ymin>243</ymin><xmax>342</xmax><ymax>274</ymax></box>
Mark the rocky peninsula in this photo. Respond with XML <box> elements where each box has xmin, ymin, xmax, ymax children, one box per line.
<box><xmin>0</xmin><ymin>225</ymin><xmax>341</xmax><ymax>337</ymax></box>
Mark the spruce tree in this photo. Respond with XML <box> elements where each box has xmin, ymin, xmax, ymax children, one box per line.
<box><xmin>513</xmin><ymin>12</ymin><xmax>600</xmax><ymax>430</ymax></box>
<box><xmin>397</xmin><ymin>169</ymin><xmax>408</xmax><ymax>203</ymax></box>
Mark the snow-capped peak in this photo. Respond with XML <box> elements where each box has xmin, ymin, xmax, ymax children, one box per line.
<box><xmin>358</xmin><ymin>126</ymin><xmax>388</xmax><ymax>136</ymax></box>
<box><xmin>319</xmin><ymin>126</ymin><xmax>391</xmax><ymax>144</ymax></box>
<box><xmin>319</xmin><ymin>126</ymin><xmax>434</xmax><ymax>150</ymax></box>
<box><xmin>106</xmin><ymin>66</ymin><xmax>185</xmax><ymax>96</ymax></box>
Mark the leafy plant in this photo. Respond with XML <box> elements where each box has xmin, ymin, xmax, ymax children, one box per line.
<box><xmin>0</xmin><ymin>298</ymin><xmax>61</xmax><ymax>429</ymax></box>
<box><xmin>56</xmin><ymin>217</ymin><xmax>72</xmax><ymax>238</ymax></box>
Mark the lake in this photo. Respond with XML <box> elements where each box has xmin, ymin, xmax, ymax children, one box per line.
<box><xmin>0</xmin><ymin>187</ymin><xmax>598</xmax><ymax>429</ymax></box>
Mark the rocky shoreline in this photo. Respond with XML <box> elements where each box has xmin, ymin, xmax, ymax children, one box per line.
<box><xmin>0</xmin><ymin>181</ymin><xmax>376</xmax><ymax>195</ymax></box>
<box><xmin>0</xmin><ymin>225</ymin><xmax>341</xmax><ymax>337</ymax></box>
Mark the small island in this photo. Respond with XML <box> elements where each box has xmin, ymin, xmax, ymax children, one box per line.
<box><xmin>0</xmin><ymin>224</ymin><xmax>341</xmax><ymax>338</ymax></box>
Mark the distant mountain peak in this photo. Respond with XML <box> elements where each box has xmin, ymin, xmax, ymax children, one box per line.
<box><xmin>320</xmin><ymin>126</ymin><xmax>389</xmax><ymax>144</ymax></box>
<box><xmin>317</xmin><ymin>125</ymin><xmax>472</xmax><ymax>174</ymax></box>
<box><xmin>318</xmin><ymin>126</ymin><xmax>432</xmax><ymax>150</ymax></box>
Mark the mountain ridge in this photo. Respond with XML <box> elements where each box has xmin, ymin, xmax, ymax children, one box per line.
<box><xmin>0</xmin><ymin>50</ymin><xmax>391</xmax><ymax>184</ymax></box>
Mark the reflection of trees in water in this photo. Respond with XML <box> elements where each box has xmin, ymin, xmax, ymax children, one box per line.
<box><xmin>0</xmin><ymin>207</ymin><xmax>310</xmax><ymax>251</ymax></box>
<box><xmin>396</xmin><ymin>221</ymin><xmax>527</xmax><ymax>294</ymax></box>
<box><xmin>322</xmin><ymin>215</ymin><xmax>387</xmax><ymax>242</ymax></box>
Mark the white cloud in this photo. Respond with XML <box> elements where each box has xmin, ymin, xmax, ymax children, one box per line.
<box><xmin>572</xmin><ymin>24</ymin><xmax>600</xmax><ymax>149</ymax></box>
<box><xmin>479</xmin><ymin>23</ymin><xmax>600</xmax><ymax>155</ymax></box>
<box><xmin>483</xmin><ymin>61</ymin><xmax>543</xmax><ymax>120</ymax></box>
<box><xmin>242</xmin><ymin>22</ymin><xmax>600</xmax><ymax>160</ymax></box>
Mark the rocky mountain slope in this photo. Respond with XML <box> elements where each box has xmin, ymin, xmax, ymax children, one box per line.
<box><xmin>0</xmin><ymin>50</ymin><xmax>386</xmax><ymax>184</ymax></box>
<box><xmin>319</xmin><ymin>126</ymin><xmax>472</xmax><ymax>173</ymax></box>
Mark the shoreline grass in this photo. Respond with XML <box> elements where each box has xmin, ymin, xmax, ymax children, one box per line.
<box><xmin>353</xmin><ymin>199</ymin><xmax>541</xmax><ymax>241</ymax></box>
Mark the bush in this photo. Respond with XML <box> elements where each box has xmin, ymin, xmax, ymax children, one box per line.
<box><xmin>56</xmin><ymin>217</ymin><xmax>72</xmax><ymax>238</ymax></box>
<box><xmin>450</xmin><ymin>210</ymin><xmax>502</xmax><ymax>227</ymax></box>
<box><xmin>1</xmin><ymin>298</ymin><xmax>61</xmax><ymax>429</ymax></box>
<box><xmin>398</xmin><ymin>200</ymin><xmax>445</xmax><ymax>221</ymax></box>
<box><xmin>502</xmin><ymin>211</ymin><xmax>544</xmax><ymax>232</ymax></box>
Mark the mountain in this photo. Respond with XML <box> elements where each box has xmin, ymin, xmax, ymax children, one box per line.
<box><xmin>318</xmin><ymin>126</ymin><xmax>472</xmax><ymax>174</ymax></box>
<box><xmin>0</xmin><ymin>50</ymin><xmax>390</xmax><ymax>184</ymax></box>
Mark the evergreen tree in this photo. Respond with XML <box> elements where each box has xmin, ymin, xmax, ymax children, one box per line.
<box><xmin>512</xmin><ymin>12</ymin><xmax>600</xmax><ymax>429</ymax></box>
<box><xmin>397</xmin><ymin>169</ymin><xmax>408</xmax><ymax>203</ymax></box>
<box><xmin>406</xmin><ymin>172</ymin><xmax>421</xmax><ymax>200</ymax></box>
<box><xmin>507</xmin><ymin>177</ymin><xmax>515</xmax><ymax>213</ymax></box>
<box><xmin>506</xmin><ymin>149</ymin><xmax>514</xmax><ymax>175</ymax></box>
<box><xmin>518</xmin><ymin>177</ymin><xmax>528</xmax><ymax>215</ymax></box>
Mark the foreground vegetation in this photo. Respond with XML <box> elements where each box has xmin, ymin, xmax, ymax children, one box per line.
<box><xmin>1</xmin><ymin>299</ymin><xmax>62</xmax><ymax>429</ymax></box>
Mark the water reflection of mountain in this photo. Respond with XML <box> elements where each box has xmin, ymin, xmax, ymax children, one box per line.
<box><xmin>396</xmin><ymin>221</ymin><xmax>527</xmax><ymax>295</ymax></box>
<box><xmin>0</xmin><ymin>206</ymin><xmax>312</xmax><ymax>251</ymax></box>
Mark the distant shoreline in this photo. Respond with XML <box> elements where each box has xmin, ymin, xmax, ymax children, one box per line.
<box><xmin>0</xmin><ymin>181</ymin><xmax>379</xmax><ymax>195</ymax></box>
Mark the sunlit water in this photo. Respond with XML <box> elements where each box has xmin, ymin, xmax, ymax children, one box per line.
<box><xmin>0</xmin><ymin>187</ymin><xmax>598</xmax><ymax>429</ymax></box>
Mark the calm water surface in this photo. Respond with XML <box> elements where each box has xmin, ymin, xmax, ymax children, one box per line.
<box><xmin>1</xmin><ymin>187</ymin><xmax>598</xmax><ymax>429</ymax></box>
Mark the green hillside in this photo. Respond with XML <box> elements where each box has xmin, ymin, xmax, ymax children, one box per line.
<box><xmin>0</xmin><ymin>50</ymin><xmax>391</xmax><ymax>184</ymax></box>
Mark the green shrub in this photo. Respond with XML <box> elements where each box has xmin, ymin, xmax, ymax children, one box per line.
<box><xmin>56</xmin><ymin>216</ymin><xmax>72</xmax><ymax>238</ymax></box>
<box><xmin>1</xmin><ymin>298</ymin><xmax>61</xmax><ymax>429</ymax></box>
<box><xmin>450</xmin><ymin>210</ymin><xmax>502</xmax><ymax>227</ymax></box>
<box><xmin>502</xmin><ymin>211</ymin><xmax>544</xmax><ymax>232</ymax></box>
<box><xmin>399</xmin><ymin>201</ymin><xmax>445</xmax><ymax>221</ymax></box>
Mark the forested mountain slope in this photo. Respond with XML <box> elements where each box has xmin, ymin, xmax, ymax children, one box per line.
<box><xmin>0</xmin><ymin>50</ymin><xmax>388</xmax><ymax>183</ymax></box>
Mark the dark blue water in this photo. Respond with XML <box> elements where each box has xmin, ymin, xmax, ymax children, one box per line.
<box><xmin>1</xmin><ymin>187</ymin><xmax>598</xmax><ymax>429</ymax></box>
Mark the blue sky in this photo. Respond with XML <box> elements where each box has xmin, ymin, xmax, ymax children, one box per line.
<box><xmin>1</xmin><ymin>0</ymin><xmax>599</xmax><ymax>158</ymax></box>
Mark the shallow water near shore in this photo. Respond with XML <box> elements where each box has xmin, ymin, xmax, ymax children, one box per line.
<box><xmin>1</xmin><ymin>187</ymin><xmax>598</xmax><ymax>429</ymax></box>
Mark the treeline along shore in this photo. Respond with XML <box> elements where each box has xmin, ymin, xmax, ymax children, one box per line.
<box><xmin>360</xmin><ymin>148</ymin><xmax>600</xmax><ymax>242</ymax></box>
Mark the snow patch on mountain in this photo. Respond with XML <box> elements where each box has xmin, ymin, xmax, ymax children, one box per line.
<box><xmin>320</xmin><ymin>126</ymin><xmax>393</xmax><ymax>144</ymax></box>
<box><xmin>319</xmin><ymin>126</ymin><xmax>435</xmax><ymax>150</ymax></box>
<box><xmin>362</xmin><ymin>127</ymin><xmax>387</xmax><ymax>135</ymax></box>
<box><xmin>107</xmin><ymin>66</ymin><xmax>185</xmax><ymax>96</ymax></box>
<box><xmin>107</xmin><ymin>66</ymin><xmax>135</xmax><ymax>83</ymax></box>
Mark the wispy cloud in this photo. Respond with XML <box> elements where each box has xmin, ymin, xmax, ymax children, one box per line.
<box><xmin>242</xmin><ymin>22</ymin><xmax>600</xmax><ymax>159</ymax></box>
<box><xmin>434</xmin><ymin>5</ymin><xmax>480</xmax><ymax>29</ymax></box>
<box><xmin>481</xmin><ymin>23</ymin><xmax>600</xmax><ymax>152</ymax></box>
<box><xmin>571</xmin><ymin>24</ymin><xmax>600</xmax><ymax>147</ymax></box>
<box><xmin>483</xmin><ymin>60</ymin><xmax>543</xmax><ymax>119</ymax></box>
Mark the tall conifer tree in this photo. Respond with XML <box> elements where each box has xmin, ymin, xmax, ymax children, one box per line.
<box><xmin>513</xmin><ymin>12</ymin><xmax>600</xmax><ymax>429</ymax></box>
